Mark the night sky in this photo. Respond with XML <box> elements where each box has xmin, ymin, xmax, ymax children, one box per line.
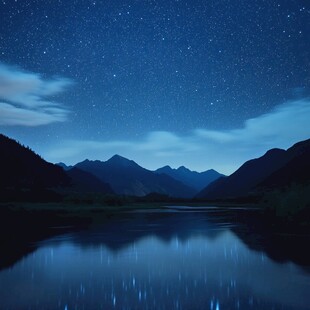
<box><xmin>0</xmin><ymin>0</ymin><xmax>309</xmax><ymax>174</ymax></box>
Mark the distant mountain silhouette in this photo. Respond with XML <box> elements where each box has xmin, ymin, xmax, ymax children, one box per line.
<box><xmin>75</xmin><ymin>155</ymin><xmax>196</xmax><ymax>198</ymax></box>
<box><xmin>0</xmin><ymin>134</ymin><xmax>70</xmax><ymax>201</ymax></box>
<box><xmin>155</xmin><ymin>165</ymin><xmax>223</xmax><ymax>191</ymax></box>
<box><xmin>57</xmin><ymin>162</ymin><xmax>73</xmax><ymax>171</ymax></box>
<box><xmin>198</xmin><ymin>138</ymin><xmax>310</xmax><ymax>200</ymax></box>
<box><xmin>3</xmin><ymin>132</ymin><xmax>308</xmax><ymax>205</ymax></box>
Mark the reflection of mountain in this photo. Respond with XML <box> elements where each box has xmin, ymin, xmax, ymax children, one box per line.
<box><xmin>155</xmin><ymin>165</ymin><xmax>224</xmax><ymax>191</ymax></box>
<box><xmin>0</xmin><ymin>206</ymin><xmax>89</xmax><ymax>271</ymax></box>
<box><xmin>63</xmin><ymin>211</ymin><xmax>310</xmax><ymax>267</ymax></box>
<box><xmin>2</xmin><ymin>212</ymin><xmax>309</xmax><ymax>310</ymax></box>
<box><xmin>75</xmin><ymin>155</ymin><xmax>196</xmax><ymax>198</ymax></box>
<box><xmin>55</xmin><ymin>211</ymin><xmax>226</xmax><ymax>250</ymax></box>
<box><xmin>1</xmin><ymin>208</ymin><xmax>310</xmax><ymax>272</ymax></box>
<box><xmin>231</xmin><ymin>217</ymin><xmax>310</xmax><ymax>267</ymax></box>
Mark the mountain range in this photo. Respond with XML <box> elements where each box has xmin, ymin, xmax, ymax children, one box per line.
<box><xmin>73</xmin><ymin>155</ymin><xmax>197</xmax><ymax>198</ymax></box>
<box><xmin>0</xmin><ymin>134</ymin><xmax>222</xmax><ymax>201</ymax></box>
<box><xmin>155</xmin><ymin>165</ymin><xmax>224</xmax><ymax>191</ymax></box>
<box><xmin>1</xmin><ymin>133</ymin><xmax>309</xmax><ymax>210</ymax></box>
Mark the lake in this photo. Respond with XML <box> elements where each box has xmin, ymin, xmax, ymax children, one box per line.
<box><xmin>0</xmin><ymin>207</ymin><xmax>309</xmax><ymax>309</ymax></box>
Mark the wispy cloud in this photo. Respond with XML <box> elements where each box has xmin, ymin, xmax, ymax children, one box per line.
<box><xmin>195</xmin><ymin>99</ymin><xmax>310</xmax><ymax>146</ymax></box>
<box><xmin>45</xmin><ymin>99</ymin><xmax>310</xmax><ymax>174</ymax></box>
<box><xmin>0</xmin><ymin>63</ymin><xmax>72</xmax><ymax>126</ymax></box>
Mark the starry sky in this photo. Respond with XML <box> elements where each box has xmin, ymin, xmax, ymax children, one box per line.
<box><xmin>0</xmin><ymin>0</ymin><xmax>309</xmax><ymax>174</ymax></box>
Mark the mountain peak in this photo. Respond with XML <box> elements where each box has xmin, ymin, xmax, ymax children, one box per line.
<box><xmin>264</xmin><ymin>148</ymin><xmax>285</xmax><ymax>157</ymax></box>
<box><xmin>206</xmin><ymin>169</ymin><xmax>216</xmax><ymax>173</ymax></box>
<box><xmin>156</xmin><ymin>164</ymin><xmax>223</xmax><ymax>191</ymax></box>
<box><xmin>56</xmin><ymin>162</ymin><xmax>73</xmax><ymax>171</ymax></box>
<box><xmin>75</xmin><ymin>155</ymin><xmax>195</xmax><ymax>197</ymax></box>
<box><xmin>107</xmin><ymin>154</ymin><xmax>139</xmax><ymax>168</ymax></box>
<box><xmin>162</xmin><ymin>165</ymin><xmax>172</xmax><ymax>169</ymax></box>
<box><xmin>109</xmin><ymin>154</ymin><xmax>127</xmax><ymax>161</ymax></box>
<box><xmin>177</xmin><ymin>166</ymin><xmax>191</xmax><ymax>172</ymax></box>
<box><xmin>156</xmin><ymin>165</ymin><xmax>173</xmax><ymax>172</ymax></box>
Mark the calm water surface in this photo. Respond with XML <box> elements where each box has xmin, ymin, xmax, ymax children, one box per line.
<box><xmin>0</xmin><ymin>207</ymin><xmax>309</xmax><ymax>309</ymax></box>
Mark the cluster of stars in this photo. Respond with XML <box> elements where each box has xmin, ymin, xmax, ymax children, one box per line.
<box><xmin>0</xmin><ymin>0</ymin><xmax>309</xmax><ymax>142</ymax></box>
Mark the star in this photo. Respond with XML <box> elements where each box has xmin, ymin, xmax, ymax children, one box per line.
<box><xmin>0</xmin><ymin>0</ymin><xmax>308</xmax><ymax>173</ymax></box>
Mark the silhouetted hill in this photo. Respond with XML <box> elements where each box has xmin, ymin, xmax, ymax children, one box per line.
<box><xmin>258</xmin><ymin>140</ymin><xmax>310</xmax><ymax>189</ymax></box>
<box><xmin>66</xmin><ymin>167</ymin><xmax>114</xmax><ymax>194</ymax></box>
<box><xmin>0</xmin><ymin>134</ymin><xmax>114</xmax><ymax>201</ymax></box>
<box><xmin>198</xmin><ymin>138</ymin><xmax>310</xmax><ymax>200</ymax></box>
<box><xmin>75</xmin><ymin>155</ymin><xmax>196</xmax><ymax>198</ymax></box>
<box><xmin>57</xmin><ymin>162</ymin><xmax>73</xmax><ymax>171</ymax></box>
<box><xmin>0</xmin><ymin>134</ymin><xmax>70</xmax><ymax>201</ymax></box>
<box><xmin>155</xmin><ymin>165</ymin><xmax>223</xmax><ymax>191</ymax></box>
<box><xmin>254</xmin><ymin>141</ymin><xmax>310</xmax><ymax>218</ymax></box>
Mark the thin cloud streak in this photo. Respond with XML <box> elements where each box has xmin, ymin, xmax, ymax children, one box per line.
<box><xmin>195</xmin><ymin>99</ymin><xmax>310</xmax><ymax>146</ymax></box>
<box><xmin>0</xmin><ymin>102</ymin><xmax>68</xmax><ymax>126</ymax></box>
<box><xmin>0</xmin><ymin>63</ymin><xmax>72</xmax><ymax>126</ymax></box>
<box><xmin>45</xmin><ymin>99</ymin><xmax>310</xmax><ymax>174</ymax></box>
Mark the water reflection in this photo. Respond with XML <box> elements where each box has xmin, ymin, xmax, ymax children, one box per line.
<box><xmin>0</xmin><ymin>209</ymin><xmax>309</xmax><ymax>309</ymax></box>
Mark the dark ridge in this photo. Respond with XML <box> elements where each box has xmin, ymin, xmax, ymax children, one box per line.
<box><xmin>155</xmin><ymin>165</ymin><xmax>224</xmax><ymax>191</ymax></box>
<box><xmin>197</xmin><ymin>138</ymin><xmax>310</xmax><ymax>204</ymax></box>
